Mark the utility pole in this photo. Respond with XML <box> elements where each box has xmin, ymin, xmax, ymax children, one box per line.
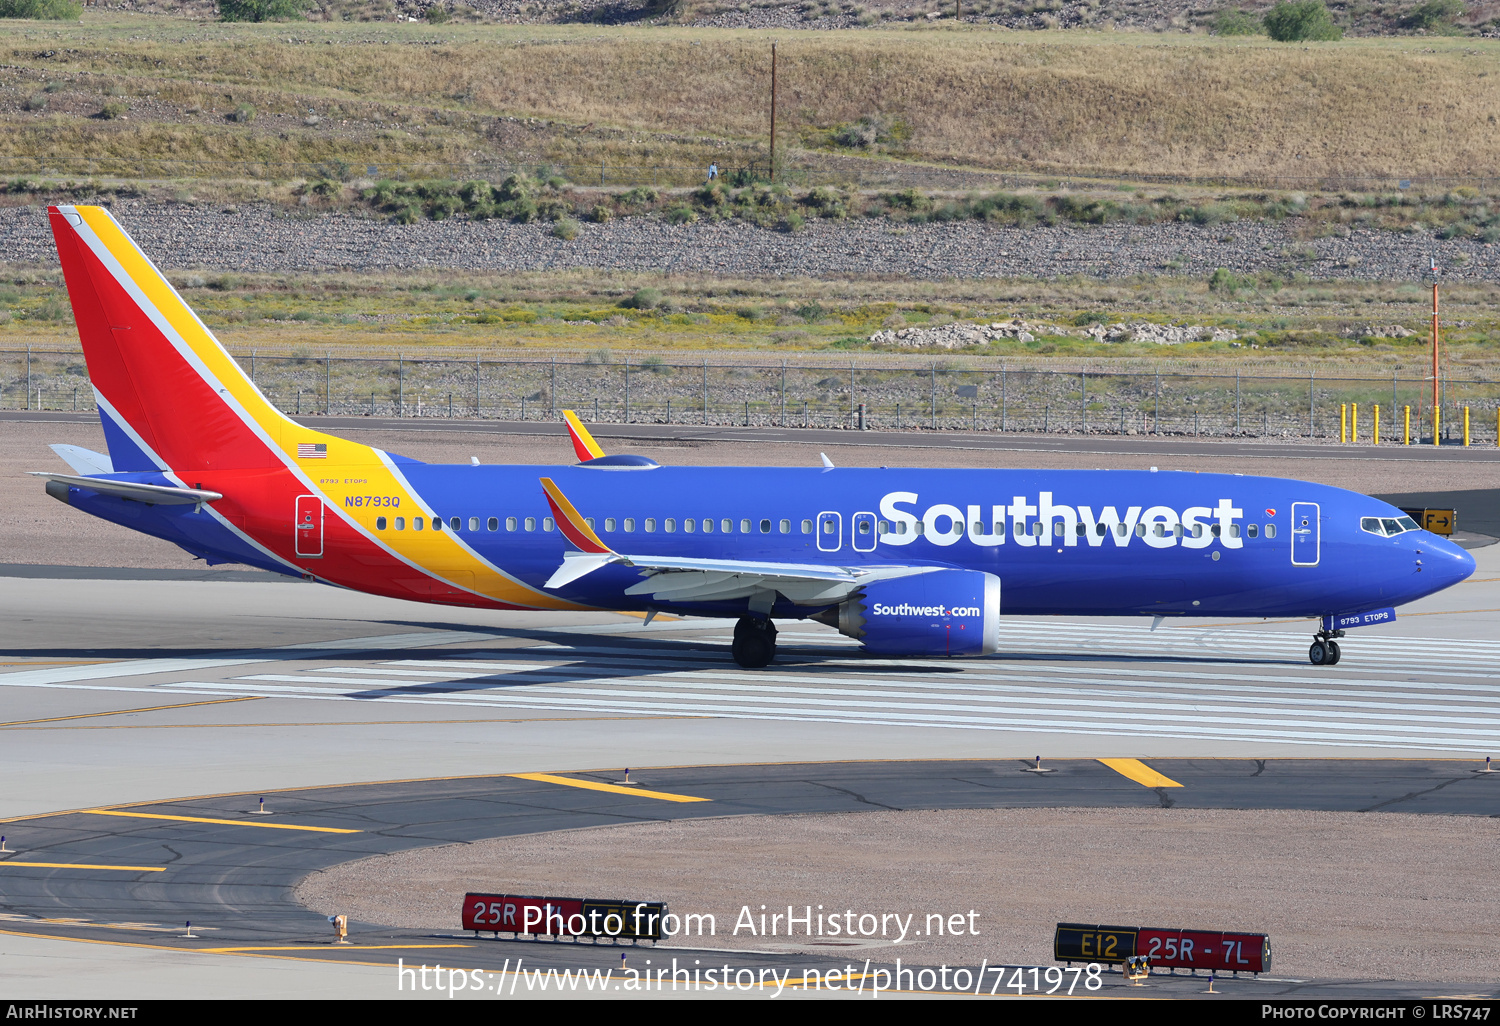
<box><xmin>769</xmin><ymin>43</ymin><xmax>778</xmax><ymax>183</ymax></box>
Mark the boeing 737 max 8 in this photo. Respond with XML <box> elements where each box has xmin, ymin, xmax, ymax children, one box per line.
<box><xmin>31</xmin><ymin>206</ymin><xmax>1477</xmax><ymax>667</ymax></box>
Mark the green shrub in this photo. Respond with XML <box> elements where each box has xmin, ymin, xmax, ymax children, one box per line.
<box><xmin>664</xmin><ymin>204</ymin><xmax>697</xmax><ymax>224</ymax></box>
<box><xmin>589</xmin><ymin>204</ymin><xmax>613</xmax><ymax>223</ymax></box>
<box><xmin>552</xmin><ymin>217</ymin><xmax>580</xmax><ymax>240</ymax></box>
<box><xmin>230</xmin><ymin>103</ymin><xmax>255</xmax><ymax>123</ymax></box>
<box><xmin>218</xmin><ymin>0</ymin><xmax>311</xmax><ymax>19</ymax></box>
<box><xmin>0</xmin><ymin>0</ymin><xmax>83</xmax><ymax>18</ymax></box>
<box><xmin>1263</xmin><ymin>0</ymin><xmax>1342</xmax><ymax>40</ymax></box>
<box><xmin>622</xmin><ymin>288</ymin><xmax>663</xmax><ymax>310</ymax></box>
<box><xmin>1211</xmin><ymin>8</ymin><xmax>1262</xmax><ymax>33</ymax></box>
<box><xmin>99</xmin><ymin>101</ymin><xmax>127</xmax><ymax>120</ymax></box>
<box><xmin>1401</xmin><ymin>0</ymin><xmax>1464</xmax><ymax>29</ymax></box>
<box><xmin>22</xmin><ymin>94</ymin><xmax>47</xmax><ymax>112</ymax></box>
<box><xmin>425</xmin><ymin>3</ymin><xmax>451</xmax><ymax>20</ymax></box>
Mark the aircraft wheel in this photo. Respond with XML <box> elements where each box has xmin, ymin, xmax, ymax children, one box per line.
<box><xmin>1308</xmin><ymin>640</ymin><xmax>1328</xmax><ymax>665</ymax></box>
<box><xmin>732</xmin><ymin>617</ymin><xmax>776</xmax><ymax>669</ymax></box>
<box><xmin>1326</xmin><ymin>641</ymin><xmax>1342</xmax><ymax>665</ymax></box>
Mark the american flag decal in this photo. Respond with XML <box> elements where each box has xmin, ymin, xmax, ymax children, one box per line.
<box><xmin>297</xmin><ymin>443</ymin><xmax>328</xmax><ymax>459</ymax></box>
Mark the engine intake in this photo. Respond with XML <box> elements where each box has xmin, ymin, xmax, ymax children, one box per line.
<box><xmin>811</xmin><ymin>569</ymin><xmax>1000</xmax><ymax>657</ymax></box>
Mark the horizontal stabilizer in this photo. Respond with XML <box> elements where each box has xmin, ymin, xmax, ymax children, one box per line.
<box><xmin>31</xmin><ymin>472</ymin><xmax>222</xmax><ymax>506</ymax></box>
<box><xmin>49</xmin><ymin>444</ymin><xmax>114</xmax><ymax>476</ymax></box>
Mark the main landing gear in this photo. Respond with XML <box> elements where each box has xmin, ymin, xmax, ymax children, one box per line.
<box><xmin>1309</xmin><ymin>629</ymin><xmax>1345</xmax><ymax>666</ymax></box>
<box><xmin>732</xmin><ymin>616</ymin><xmax>777</xmax><ymax>669</ymax></box>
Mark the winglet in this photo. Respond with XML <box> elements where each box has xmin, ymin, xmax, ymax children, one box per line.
<box><xmin>540</xmin><ymin>477</ymin><xmax>613</xmax><ymax>555</ymax></box>
<box><xmin>563</xmin><ymin>410</ymin><xmax>607</xmax><ymax>462</ymax></box>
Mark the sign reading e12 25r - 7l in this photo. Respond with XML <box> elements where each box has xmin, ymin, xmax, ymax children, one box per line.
<box><xmin>1054</xmin><ymin>922</ymin><xmax>1271</xmax><ymax>973</ymax></box>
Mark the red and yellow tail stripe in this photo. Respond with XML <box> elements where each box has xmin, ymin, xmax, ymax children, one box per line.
<box><xmin>51</xmin><ymin>205</ymin><xmax>583</xmax><ymax>611</ymax></box>
<box><xmin>540</xmin><ymin>478</ymin><xmax>613</xmax><ymax>554</ymax></box>
<box><xmin>563</xmin><ymin>410</ymin><xmax>607</xmax><ymax>462</ymax></box>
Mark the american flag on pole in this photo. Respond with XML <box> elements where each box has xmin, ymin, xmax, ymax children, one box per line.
<box><xmin>297</xmin><ymin>443</ymin><xmax>327</xmax><ymax>459</ymax></box>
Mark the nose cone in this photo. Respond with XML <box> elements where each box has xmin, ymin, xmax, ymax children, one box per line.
<box><xmin>1424</xmin><ymin>535</ymin><xmax>1476</xmax><ymax>592</ymax></box>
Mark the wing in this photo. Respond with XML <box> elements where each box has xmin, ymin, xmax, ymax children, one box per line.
<box><xmin>537</xmin><ymin>477</ymin><xmax>935</xmax><ymax>605</ymax></box>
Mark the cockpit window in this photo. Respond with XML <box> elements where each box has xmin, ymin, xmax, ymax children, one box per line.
<box><xmin>1362</xmin><ymin>515</ymin><xmax>1419</xmax><ymax>538</ymax></box>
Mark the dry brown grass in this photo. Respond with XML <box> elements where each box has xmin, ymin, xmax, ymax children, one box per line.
<box><xmin>1</xmin><ymin>18</ymin><xmax>1499</xmax><ymax>180</ymax></box>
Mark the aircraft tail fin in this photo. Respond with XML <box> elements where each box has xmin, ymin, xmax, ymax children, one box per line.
<box><xmin>48</xmin><ymin>205</ymin><xmax>297</xmax><ymax>472</ymax></box>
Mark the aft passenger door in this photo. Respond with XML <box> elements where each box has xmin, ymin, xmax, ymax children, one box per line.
<box><xmin>1291</xmin><ymin>502</ymin><xmax>1319</xmax><ymax>566</ymax></box>
<box><xmin>295</xmin><ymin>494</ymin><xmax>324</xmax><ymax>558</ymax></box>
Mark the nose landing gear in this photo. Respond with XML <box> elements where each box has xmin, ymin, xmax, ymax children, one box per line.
<box><xmin>1309</xmin><ymin>629</ymin><xmax>1345</xmax><ymax>666</ymax></box>
<box><xmin>732</xmin><ymin>616</ymin><xmax>777</xmax><ymax>669</ymax></box>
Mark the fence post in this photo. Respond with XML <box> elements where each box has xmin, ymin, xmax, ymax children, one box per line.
<box><xmin>25</xmin><ymin>345</ymin><xmax>30</xmax><ymax>410</ymax></box>
<box><xmin>780</xmin><ymin>360</ymin><xmax>786</xmax><ymax>427</ymax></box>
<box><xmin>325</xmin><ymin>352</ymin><xmax>331</xmax><ymax>414</ymax></box>
<box><xmin>625</xmin><ymin>358</ymin><xmax>630</xmax><ymax>423</ymax></box>
<box><xmin>1000</xmin><ymin>366</ymin><xmax>1006</xmax><ymax>431</ymax></box>
<box><xmin>1405</xmin><ymin>405</ymin><xmax>1411</xmax><ymax>445</ymax></box>
<box><xmin>550</xmin><ymin>357</ymin><xmax>556</xmax><ymax>419</ymax></box>
<box><xmin>1235</xmin><ymin>370</ymin><xmax>1241</xmax><ymax>434</ymax></box>
<box><xmin>1309</xmin><ymin>372</ymin><xmax>1314</xmax><ymax>438</ymax></box>
<box><xmin>398</xmin><ymin>353</ymin><xmax>404</xmax><ymax>417</ymax></box>
<box><xmin>930</xmin><ymin>363</ymin><xmax>936</xmax><ymax>430</ymax></box>
<box><xmin>1154</xmin><ymin>372</ymin><xmax>1160</xmax><ymax>435</ymax></box>
<box><xmin>1374</xmin><ymin>404</ymin><xmax>1380</xmax><ymax>445</ymax></box>
<box><xmin>1464</xmin><ymin>405</ymin><xmax>1470</xmax><ymax>446</ymax></box>
<box><xmin>476</xmin><ymin>354</ymin><xmax>482</xmax><ymax>418</ymax></box>
<box><xmin>703</xmin><ymin>358</ymin><xmax>709</xmax><ymax>425</ymax></box>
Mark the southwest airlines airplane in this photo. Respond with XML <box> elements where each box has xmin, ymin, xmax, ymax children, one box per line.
<box><xmin>33</xmin><ymin>206</ymin><xmax>1477</xmax><ymax>668</ymax></box>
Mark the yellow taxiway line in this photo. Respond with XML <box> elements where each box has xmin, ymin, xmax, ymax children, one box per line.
<box><xmin>1097</xmin><ymin>758</ymin><xmax>1184</xmax><ymax>788</ymax></box>
<box><xmin>508</xmin><ymin>772</ymin><xmax>710</xmax><ymax>803</ymax></box>
<box><xmin>0</xmin><ymin>861</ymin><xmax>165</xmax><ymax>872</ymax></box>
<box><xmin>81</xmin><ymin>810</ymin><xmax>361</xmax><ymax>833</ymax></box>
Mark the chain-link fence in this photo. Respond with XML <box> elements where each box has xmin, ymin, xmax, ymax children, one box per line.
<box><xmin>7</xmin><ymin>348</ymin><xmax>1497</xmax><ymax>445</ymax></box>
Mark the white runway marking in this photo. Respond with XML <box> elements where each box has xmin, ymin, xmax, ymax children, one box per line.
<box><xmin>3</xmin><ymin>620</ymin><xmax>1497</xmax><ymax>752</ymax></box>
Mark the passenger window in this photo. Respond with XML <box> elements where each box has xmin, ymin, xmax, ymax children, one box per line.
<box><xmin>1265</xmin><ymin>524</ymin><xmax>1277</xmax><ymax>538</ymax></box>
<box><xmin>1116</xmin><ymin>523</ymin><xmax>1127</xmax><ymax>536</ymax></box>
<box><xmin>1076</xmin><ymin>523</ymin><xmax>1086</xmax><ymax>536</ymax></box>
<box><xmin>722</xmin><ymin>519</ymin><xmax>733</xmax><ymax>533</ymax></box>
<box><xmin>451</xmin><ymin>517</ymin><xmax>462</xmax><ymax>531</ymax></box>
<box><xmin>1192</xmin><ymin>524</ymin><xmax>1203</xmax><ymax>538</ymax></box>
<box><xmin>1153</xmin><ymin>524</ymin><xmax>1164</xmax><ymax>537</ymax></box>
<box><xmin>740</xmin><ymin>519</ymin><xmax>751</xmax><ymax>533</ymax></box>
<box><xmin>543</xmin><ymin>518</ymin><xmax>554</xmax><ymax>532</ymax></box>
<box><xmin>877</xmin><ymin>520</ymin><xmax>889</xmax><ymax>534</ymax></box>
<box><xmin>684</xmin><ymin>518</ymin><xmax>696</xmax><ymax>534</ymax></box>
<box><xmin>802</xmin><ymin>519</ymin><xmax>813</xmax><ymax>534</ymax></box>
<box><xmin>997</xmin><ymin>522</ymin><xmax>1007</xmax><ymax>536</ymax></box>
<box><xmin>585</xmin><ymin>517</ymin><xmax>595</xmax><ymax>529</ymax></box>
<box><xmin>376</xmin><ymin>516</ymin><xmax>387</xmax><ymax>531</ymax></box>
<box><xmin>702</xmin><ymin>518</ymin><xmax>714</xmax><ymax>533</ymax></box>
<box><xmin>1135</xmin><ymin>523</ymin><xmax>1145</xmax><ymax>536</ymax></box>
<box><xmin>433</xmin><ymin>518</ymin><xmax>444</xmax><ymax>532</ymax></box>
<box><xmin>1247</xmin><ymin>523</ymin><xmax>1258</xmax><ymax>538</ymax></box>
<box><xmin>605</xmin><ymin>518</ymin><xmax>616</xmax><ymax>532</ymax></box>
<box><xmin>1210</xmin><ymin>524</ymin><xmax>1220</xmax><ymax>537</ymax></box>
<box><xmin>1227</xmin><ymin>524</ymin><xmax>1239</xmax><ymax>538</ymax></box>
<box><xmin>822</xmin><ymin>520</ymin><xmax>835</xmax><ymax>534</ymax></box>
<box><xmin>506</xmin><ymin>516</ymin><xmax>518</xmax><ymax>531</ymax></box>
<box><xmin>1032</xmin><ymin>523</ymin><xmax>1043</xmax><ymax>537</ymax></box>
<box><xmin>760</xmin><ymin>519</ymin><xmax>772</xmax><ymax>533</ymax></box>
<box><xmin>524</xmin><ymin>516</ymin><xmax>536</xmax><ymax>531</ymax></box>
<box><xmin>395</xmin><ymin>517</ymin><xmax>406</xmax><ymax>530</ymax></box>
<box><xmin>1095</xmin><ymin>523</ymin><xmax>1105</xmax><ymax>536</ymax></box>
<box><xmin>664</xmin><ymin>518</ymin><xmax>676</xmax><ymax>533</ymax></box>
<box><xmin>624</xmin><ymin>518</ymin><xmax>635</xmax><ymax>533</ymax></box>
<box><xmin>1173</xmin><ymin>524</ymin><xmax>1184</xmax><ymax>538</ymax></box>
<box><xmin>645</xmin><ymin>518</ymin><xmax>656</xmax><ymax>533</ymax></box>
<box><xmin>915</xmin><ymin>522</ymin><xmax>925</xmax><ymax>534</ymax></box>
<box><xmin>414</xmin><ymin>517</ymin><xmax>424</xmax><ymax>531</ymax></box>
<box><xmin>487</xmin><ymin>517</ymin><xmax>498</xmax><ymax>531</ymax></box>
<box><xmin>780</xmin><ymin>519</ymin><xmax>791</xmax><ymax>533</ymax></box>
<box><xmin>468</xmin><ymin>517</ymin><xmax>479</xmax><ymax>532</ymax></box>
<box><xmin>953</xmin><ymin>522</ymin><xmax>963</xmax><ymax>537</ymax></box>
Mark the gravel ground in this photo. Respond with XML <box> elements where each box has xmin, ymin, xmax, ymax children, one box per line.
<box><xmin>0</xmin><ymin>202</ymin><xmax>1485</xmax><ymax>282</ymax></box>
<box><xmin>295</xmin><ymin>807</ymin><xmax>1500</xmax><ymax>983</ymax></box>
<box><xmin>6</xmin><ymin>418</ymin><xmax>1497</xmax><ymax>569</ymax></box>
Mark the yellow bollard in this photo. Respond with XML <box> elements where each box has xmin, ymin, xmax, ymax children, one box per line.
<box><xmin>1404</xmin><ymin>405</ymin><xmax>1411</xmax><ymax>445</ymax></box>
<box><xmin>1352</xmin><ymin>402</ymin><xmax>1359</xmax><ymax>443</ymax></box>
<box><xmin>1340</xmin><ymin>403</ymin><xmax>1348</xmax><ymax>443</ymax></box>
<box><xmin>1464</xmin><ymin>406</ymin><xmax>1470</xmax><ymax>446</ymax></box>
<box><xmin>1374</xmin><ymin>404</ymin><xmax>1380</xmax><ymax>446</ymax></box>
<box><xmin>1435</xmin><ymin>404</ymin><xmax>1441</xmax><ymax>446</ymax></box>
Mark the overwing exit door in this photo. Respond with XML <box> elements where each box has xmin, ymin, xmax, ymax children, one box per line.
<box><xmin>1290</xmin><ymin>502</ymin><xmax>1319</xmax><ymax>566</ymax></box>
<box><xmin>295</xmin><ymin>494</ymin><xmax>324</xmax><ymax>558</ymax></box>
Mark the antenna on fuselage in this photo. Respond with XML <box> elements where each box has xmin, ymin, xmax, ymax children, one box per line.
<box><xmin>820</xmin><ymin>452</ymin><xmax>835</xmax><ymax>470</ymax></box>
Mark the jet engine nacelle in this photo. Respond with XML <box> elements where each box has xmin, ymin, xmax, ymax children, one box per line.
<box><xmin>812</xmin><ymin>569</ymin><xmax>1001</xmax><ymax>657</ymax></box>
